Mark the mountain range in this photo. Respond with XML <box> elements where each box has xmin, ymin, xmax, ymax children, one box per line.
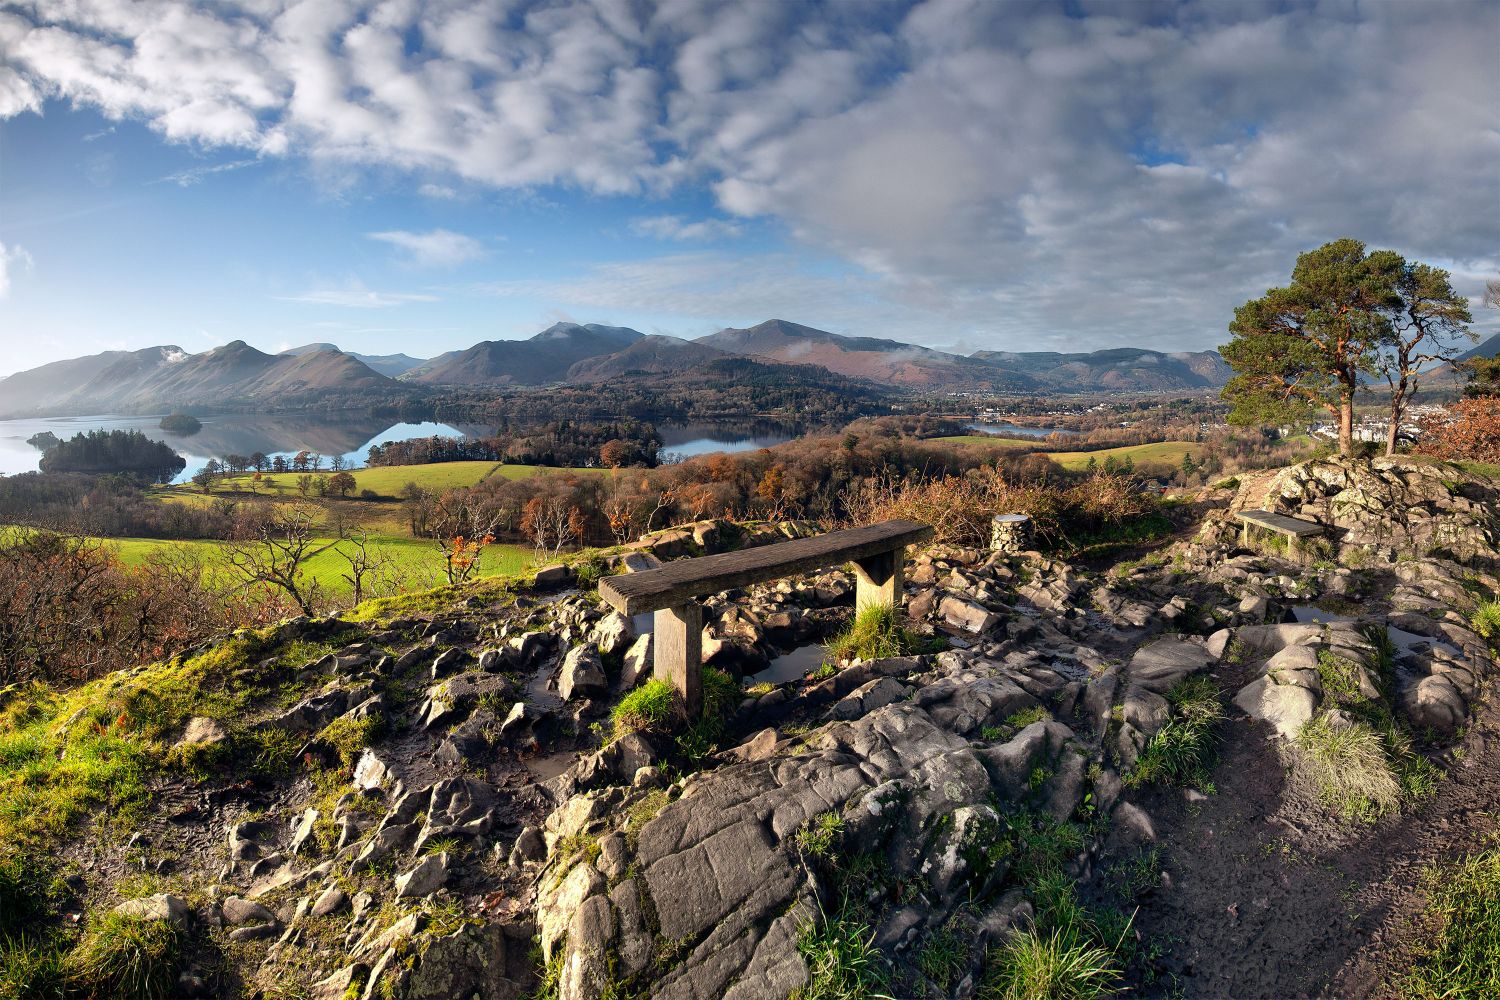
<box><xmin>0</xmin><ymin>320</ymin><xmax>1232</xmax><ymax>417</ymax></box>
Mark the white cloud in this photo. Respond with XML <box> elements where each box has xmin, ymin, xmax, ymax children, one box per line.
<box><xmin>629</xmin><ymin>215</ymin><xmax>742</xmax><ymax>241</ymax></box>
<box><xmin>280</xmin><ymin>279</ymin><xmax>439</xmax><ymax>308</ymax></box>
<box><xmin>417</xmin><ymin>182</ymin><xmax>458</xmax><ymax>199</ymax></box>
<box><xmin>3</xmin><ymin>1</ymin><xmax>1497</xmax><ymax>350</ymax></box>
<box><xmin>367</xmin><ymin>228</ymin><xmax>484</xmax><ymax>267</ymax></box>
<box><xmin>0</xmin><ymin>240</ymin><xmax>33</xmax><ymax>298</ymax></box>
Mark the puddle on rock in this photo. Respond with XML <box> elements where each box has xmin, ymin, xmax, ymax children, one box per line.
<box><xmin>744</xmin><ymin>644</ymin><xmax>828</xmax><ymax>687</ymax></box>
<box><xmin>1291</xmin><ymin>605</ymin><xmax>1353</xmax><ymax>624</ymax></box>
<box><xmin>1290</xmin><ymin>606</ymin><xmax>1461</xmax><ymax>658</ymax></box>
<box><xmin>525</xmin><ymin>752</ymin><xmax>575</xmax><ymax>783</ymax></box>
<box><xmin>525</xmin><ymin>661</ymin><xmax>564</xmax><ymax>711</ymax></box>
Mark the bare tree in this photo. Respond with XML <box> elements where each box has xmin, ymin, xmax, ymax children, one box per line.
<box><xmin>336</xmin><ymin>528</ymin><xmax>394</xmax><ymax>608</ymax></box>
<box><xmin>225</xmin><ymin>503</ymin><xmax>326</xmax><ymax>615</ymax></box>
<box><xmin>1378</xmin><ymin>260</ymin><xmax>1474</xmax><ymax>455</ymax></box>
<box><xmin>521</xmin><ymin>494</ymin><xmax>577</xmax><ymax>561</ymax></box>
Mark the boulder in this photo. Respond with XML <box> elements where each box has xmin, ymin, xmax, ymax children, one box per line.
<box><xmin>590</xmin><ymin>612</ymin><xmax>636</xmax><ymax>659</ymax></box>
<box><xmin>395</xmin><ymin>853</ymin><xmax>450</xmax><ymax>898</ymax></box>
<box><xmin>939</xmin><ymin>596</ymin><xmax>999</xmax><ymax>634</ymax></box>
<box><xmin>113</xmin><ymin>893</ymin><xmax>190</xmax><ymax>925</ymax></box>
<box><xmin>559</xmin><ymin>644</ymin><xmax>608</xmax><ymax>701</ymax></box>
<box><xmin>177</xmin><ymin>716</ymin><xmax>228</xmax><ymax>747</ymax></box>
<box><xmin>222</xmin><ymin>896</ymin><xmax>276</xmax><ymax>926</ymax></box>
<box><xmin>1233</xmin><ymin>677</ymin><xmax>1317</xmax><ymax>739</ymax></box>
<box><xmin>1127</xmin><ymin>637</ymin><xmax>1214</xmax><ymax>693</ymax></box>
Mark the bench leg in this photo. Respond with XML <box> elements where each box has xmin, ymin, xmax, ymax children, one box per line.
<box><xmin>654</xmin><ymin>603</ymin><xmax>702</xmax><ymax>717</ymax></box>
<box><xmin>853</xmin><ymin>550</ymin><xmax>903</xmax><ymax>612</ymax></box>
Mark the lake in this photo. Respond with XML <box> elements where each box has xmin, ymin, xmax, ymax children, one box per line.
<box><xmin>0</xmin><ymin>413</ymin><xmax>480</xmax><ymax>483</ymax></box>
<box><xmin>965</xmin><ymin>422</ymin><xmax>1075</xmax><ymax>438</ymax></box>
<box><xmin>0</xmin><ymin>413</ymin><xmax>800</xmax><ymax>482</ymax></box>
<box><xmin>658</xmin><ymin>420</ymin><xmax>798</xmax><ymax>462</ymax></box>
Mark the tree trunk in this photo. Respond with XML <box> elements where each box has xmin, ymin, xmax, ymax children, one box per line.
<box><xmin>1387</xmin><ymin>374</ymin><xmax>1409</xmax><ymax>457</ymax></box>
<box><xmin>1340</xmin><ymin>395</ymin><xmax>1355</xmax><ymax>457</ymax></box>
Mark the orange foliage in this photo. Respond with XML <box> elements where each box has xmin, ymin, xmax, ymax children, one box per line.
<box><xmin>1415</xmin><ymin>399</ymin><xmax>1500</xmax><ymax>464</ymax></box>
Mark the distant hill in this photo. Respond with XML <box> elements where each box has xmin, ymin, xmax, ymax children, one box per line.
<box><xmin>282</xmin><ymin>343</ymin><xmax>427</xmax><ymax>377</ymax></box>
<box><xmin>1457</xmin><ymin>333</ymin><xmax>1500</xmax><ymax>362</ymax></box>
<box><xmin>0</xmin><ymin>343</ymin><xmax>396</xmax><ymax>417</ymax></box>
<box><xmin>697</xmin><ymin>319</ymin><xmax>1036</xmax><ymax>391</ymax></box>
<box><xmin>566</xmin><ymin>335</ymin><xmax>730</xmax><ymax>381</ymax></box>
<box><xmin>404</xmin><ymin>322</ymin><xmax>645</xmax><ymax>385</ymax></box>
<box><xmin>970</xmin><ymin>347</ymin><xmax>1231</xmax><ymax>392</ymax></box>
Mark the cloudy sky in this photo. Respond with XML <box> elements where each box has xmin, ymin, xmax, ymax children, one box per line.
<box><xmin>1</xmin><ymin>0</ymin><xmax>1497</xmax><ymax>375</ymax></box>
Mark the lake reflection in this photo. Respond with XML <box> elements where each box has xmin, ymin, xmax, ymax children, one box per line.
<box><xmin>0</xmin><ymin>413</ymin><xmax>804</xmax><ymax>482</ymax></box>
<box><xmin>965</xmin><ymin>422</ymin><xmax>1075</xmax><ymax>438</ymax></box>
<box><xmin>658</xmin><ymin>420</ymin><xmax>796</xmax><ymax>463</ymax></box>
<box><xmin>0</xmin><ymin>413</ymin><xmax>478</xmax><ymax>483</ymax></box>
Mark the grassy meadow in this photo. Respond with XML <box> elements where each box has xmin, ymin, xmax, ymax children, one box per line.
<box><xmin>104</xmin><ymin>533</ymin><xmax>533</xmax><ymax>599</ymax></box>
<box><xmin>160</xmin><ymin>460</ymin><xmax>599</xmax><ymax>501</ymax></box>
<box><xmin>937</xmin><ymin>435</ymin><xmax>1202</xmax><ymax>471</ymax></box>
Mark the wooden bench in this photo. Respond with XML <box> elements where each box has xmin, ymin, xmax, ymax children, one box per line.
<box><xmin>1235</xmin><ymin>510</ymin><xmax>1323</xmax><ymax>559</ymax></box>
<box><xmin>598</xmin><ymin>519</ymin><xmax>934</xmax><ymax>714</ymax></box>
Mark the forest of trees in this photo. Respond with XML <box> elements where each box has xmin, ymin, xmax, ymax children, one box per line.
<box><xmin>37</xmin><ymin>429</ymin><xmax>186</xmax><ymax>483</ymax></box>
<box><xmin>367</xmin><ymin>418</ymin><xmax>661</xmax><ymax>468</ymax></box>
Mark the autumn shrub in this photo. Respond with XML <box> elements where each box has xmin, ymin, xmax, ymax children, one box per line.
<box><xmin>1415</xmin><ymin>399</ymin><xmax>1500</xmax><ymax>464</ymax></box>
<box><xmin>840</xmin><ymin>467</ymin><xmax>1150</xmax><ymax>548</ymax></box>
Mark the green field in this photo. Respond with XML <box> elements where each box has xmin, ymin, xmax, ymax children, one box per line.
<box><xmin>936</xmin><ymin>435</ymin><xmax>1201</xmax><ymax>471</ymax></box>
<box><xmin>160</xmin><ymin>461</ymin><xmax>601</xmax><ymax>501</ymax></box>
<box><xmin>104</xmin><ymin>533</ymin><xmax>533</xmax><ymax>599</ymax></box>
<box><xmin>1044</xmin><ymin>440</ymin><xmax>1200</xmax><ymax>471</ymax></box>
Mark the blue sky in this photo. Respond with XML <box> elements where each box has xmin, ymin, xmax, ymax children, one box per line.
<box><xmin>1</xmin><ymin>0</ymin><xmax>1497</xmax><ymax>377</ymax></box>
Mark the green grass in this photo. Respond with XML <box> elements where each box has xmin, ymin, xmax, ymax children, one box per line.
<box><xmin>825</xmin><ymin>603</ymin><xmax>929</xmax><ymax>662</ymax></box>
<box><xmin>791</xmin><ymin>898</ymin><xmax>892</xmax><ymax>1000</ymax></box>
<box><xmin>675</xmin><ymin>668</ymin><xmax>740</xmax><ymax>761</ymax></box>
<box><xmin>1294</xmin><ymin>716</ymin><xmax>1404</xmax><ymax>821</ymax></box>
<box><xmin>1471</xmin><ymin>601</ymin><xmax>1500</xmax><ymax>644</ymax></box>
<box><xmin>978</xmin><ymin>928</ymin><xmax>1121</xmax><ymax>1000</ymax></box>
<box><xmin>914</xmin><ymin>926</ymin><xmax>969</xmax><ymax>993</ymax></box>
<box><xmin>61</xmin><ymin>910</ymin><xmax>184</xmax><ymax>1000</ymax></box>
<box><xmin>1126</xmin><ymin>675</ymin><xmax>1223</xmax><ymax>790</ymax></box>
<box><xmin>933</xmin><ymin>437</ymin><xmax>1202</xmax><ymax>472</ymax></box>
<box><xmin>794</xmin><ymin>812</ymin><xmax>845</xmax><ymax>861</ymax></box>
<box><xmin>1399</xmin><ymin>838</ymin><xmax>1500</xmax><ymax>999</ymax></box>
<box><xmin>101</xmin><ymin>533</ymin><xmax>532</xmax><ymax>599</ymax></box>
<box><xmin>0</xmin><ymin>934</ymin><xmax>64</xmax><ymax>1000</ymax></box>
<box><xmin>172</xmin><ymin>460</ymin><xmax>601</xmax><ymax>500</ymax></box>
<box><xmin>611</xmin><ymin>680</ymin><xmax>676</xmax><ymax>739</ymax></box>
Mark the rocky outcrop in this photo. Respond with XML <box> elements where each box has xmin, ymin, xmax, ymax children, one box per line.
<box><xmin>1195</xmin><ymin>457</ymin><xmax>1500</xmax><ymax>566</ymax></box>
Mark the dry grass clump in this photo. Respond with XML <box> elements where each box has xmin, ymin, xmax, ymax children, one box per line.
<box><xmin>1294</xmin><ymin>716</ymin><xmax>1403</xmax><ymax>820</ymax></box>
<box><xmin>841</xmin><ymin>467</ymin><xmax>1150</xmax><ymax>547</ymax></box>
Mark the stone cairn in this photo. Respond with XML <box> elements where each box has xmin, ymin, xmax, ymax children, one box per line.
<box><xmin>990</xmin><ymin>513</ymin><xmax>1033</xmax><ymax>553</ymax></box>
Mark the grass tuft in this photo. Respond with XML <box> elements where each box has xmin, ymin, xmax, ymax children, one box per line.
<box><xmin>675</xmin><ymin>669</ymin><xmax>739</xmax><ymax>761</ymax></box>
<box><xmin>62</xmin><ymin>911</ymin><xmax>185</xmax><ymax>1000</ymax></box>
<box><xmin>791</xmin><ymin>897</ymin><xmax>892</xmax><ymax>1000</ymax></box>
<box><xmin>611</xmin><ymin>680</ymin><xmax>677</xmax><ymax>740</ymax></box>
<box><xmin>794</xmin><ymin>812</ymin><xmax>845</xmax><ymax>861</ymax></box>
<box><xmin>1127</xmin><ymin>675</ymin><xmax>1222</xmax><ymax>790</ymax></box>
<box><xmin>978</xmin><ymin>928</ymin><xmax>1121</xmax><ymax>1000</ymax></box>
<box><xmin>1471</xmin><ymin>601</ymin><xmax>1500</xmax><ymax>645</ymax></box>
<box><xmin>1295</xmin><ymin>716</ymin><xmax>1401</xmax><ymax>821</ymax></box>
<box><xmin>825</xmin><ymin>603</ymin><xmax>927</xmax><ymax>662</ymax></box>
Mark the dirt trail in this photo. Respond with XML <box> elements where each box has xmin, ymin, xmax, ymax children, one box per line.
<box><xmin>1124</xmin><ymin>671</ymin><xmax>1500</xmax><ymax>999</ymax></box>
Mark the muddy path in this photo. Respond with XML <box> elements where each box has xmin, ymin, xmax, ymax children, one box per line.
<box><xmin>1120</xmin><ymin>670</ymin><xmax>1500</xmax><ymax>999</ymax></box>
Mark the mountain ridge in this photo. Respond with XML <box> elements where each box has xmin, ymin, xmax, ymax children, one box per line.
<box><xmin>0</xmin><ymin>321</ymin><xmax>1234</xmax><ymax>418</ymax></box>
